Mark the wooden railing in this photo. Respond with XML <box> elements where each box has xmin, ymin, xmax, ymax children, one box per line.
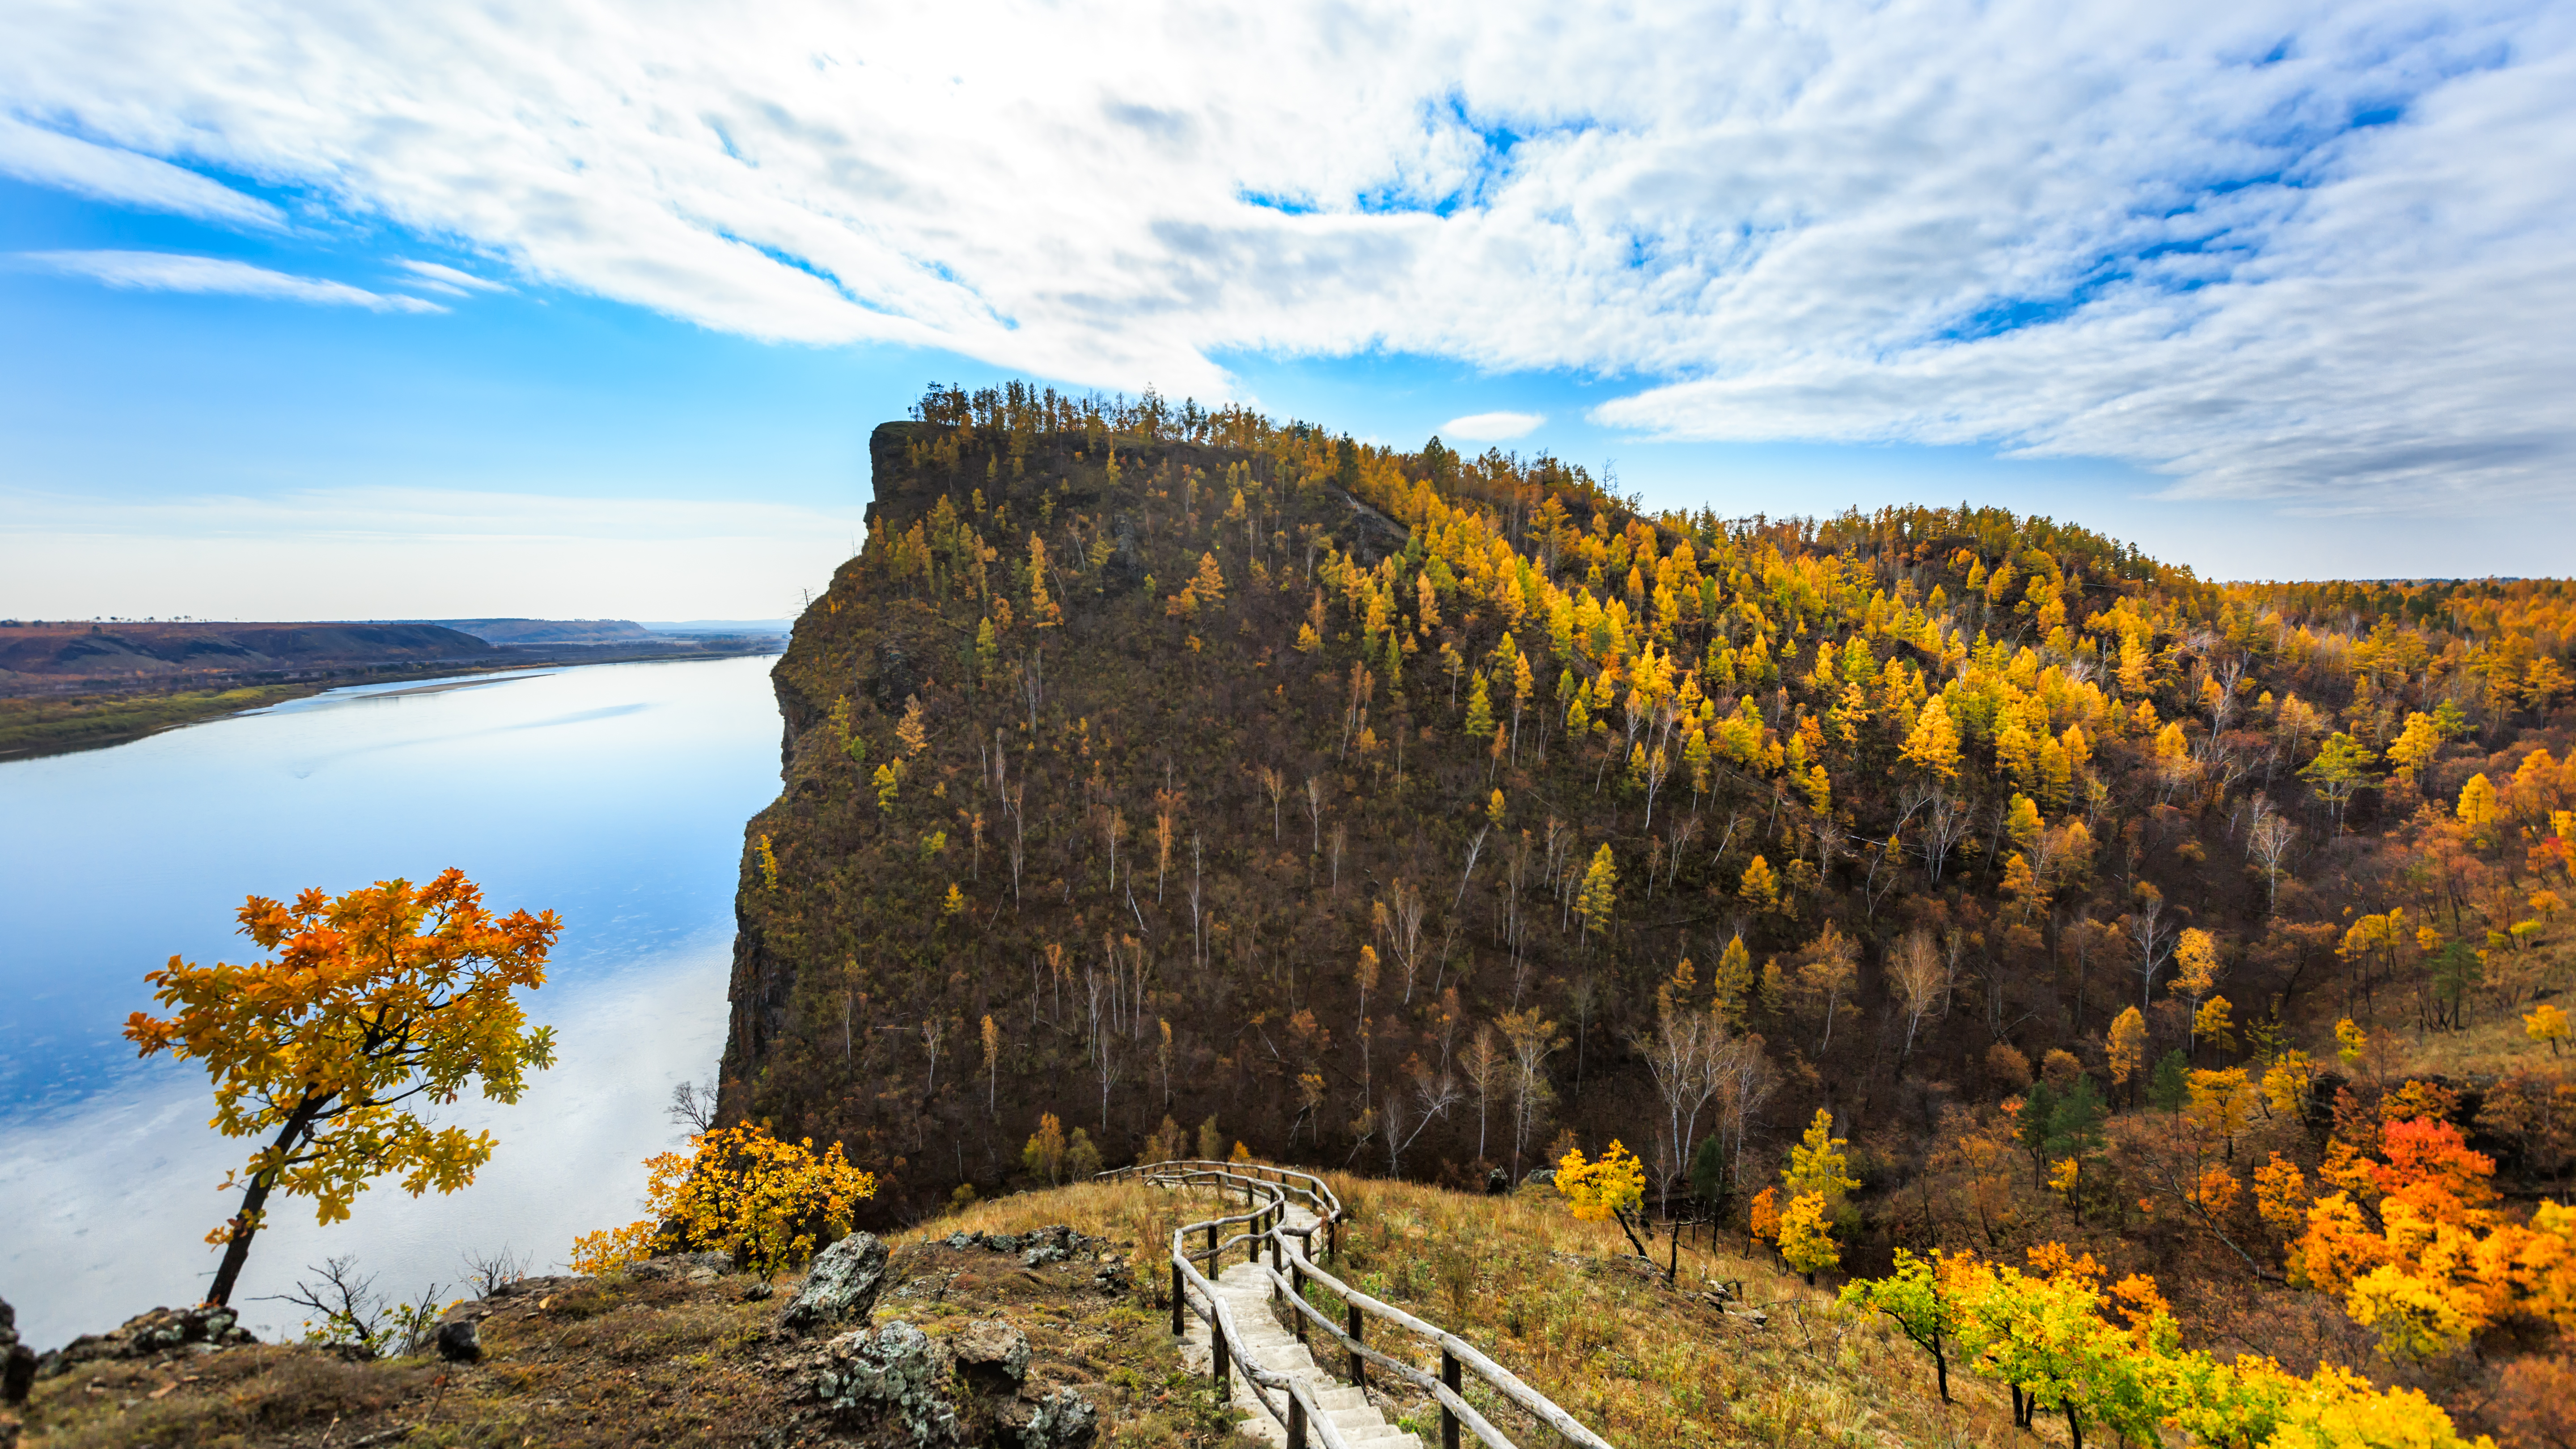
<box><xmin>1101</xmin><ymin>1160</ymin><xmax>1616</xmax><ymax>1449</ymax></box>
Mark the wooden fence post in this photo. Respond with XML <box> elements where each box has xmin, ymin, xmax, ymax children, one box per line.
<box><xmin>1347</xmin><ymin>1304</ymin><xmax>1364</xmax><ymax>1389</ymax></box>
<box><xmin>1289</xmin><ymin>1393</ymin><xmax>1308</xmax><ymax>1449</ymax></box>
<box><xmin>1170</xmin><ymin>1262</ymin><xmax>1184</xmax><ymax>1337</ymax></box>
<box><xmin>1441</xmin><ymin>1348</ymin><xmax>1462</xmax><ymax>1449</ymax></box>
<box><xmin>1213</xmin><ymin>1319</ymin><xmax>1229</xmax><ymax>1394</ymax></box>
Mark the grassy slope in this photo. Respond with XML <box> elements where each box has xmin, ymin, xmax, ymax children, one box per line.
<box><xmin>944</xmin><ymin>1174</ymin><xmax>2028</xmax><ymax>1448</ymax></box>
<box><xmin>17</xmin><ymin>1184</ymin><xmax>1243</xmax><ymax>1449</ymax></box>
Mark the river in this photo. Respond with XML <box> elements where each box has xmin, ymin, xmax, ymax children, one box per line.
<box><xmin>0</xmin><ymin>655</ymin><xmax>783</xmax><ymax>1350</ymax></box>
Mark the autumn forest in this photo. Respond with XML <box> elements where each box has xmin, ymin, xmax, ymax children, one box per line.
<box><xmin>719</xmin><ymin>381</ymin><xmax>2576</xmax><ymax>1445</ymax></box>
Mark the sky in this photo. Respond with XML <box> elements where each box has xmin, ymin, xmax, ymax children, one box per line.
<box><xmin>2</xmin><ymin>0</ymin><xmax>2571</xmax><ymax>620</ymax></box>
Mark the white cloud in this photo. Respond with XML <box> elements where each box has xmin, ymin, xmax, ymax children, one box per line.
<box><xmin>396</xmin><ymin>257</ymin><xmax>509</xmax><ymax>293</ymax></box>
<box><xmin>1439</xmin><ymin>410</ymin><xmax>1545</xmax><ymax>441</ymax></box>
<box><xmin>0</xmin><ymin>485</ymin><xmax>867</xmax><ymax>618</ymax></box>
<box><xmin>21</xmin><ymin>250</ymin><xmax>444</xmax><ymax>312</ymax></box>
<box><xmin>0</xmin><ymin>0</ymin><xmax>2568</xmax><ymax>512</ymax></box>
<box><xmin>0</xmin><ymin>113</ymin><xmax>281</xmax><ymax>228</ymax></box>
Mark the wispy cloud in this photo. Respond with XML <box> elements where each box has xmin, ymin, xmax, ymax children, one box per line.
<box><xmin>0</xmin><ymin>1</ymin><xmax>2568</xmax><ymax>512</ymax></box>
<box><xmin>396</xmin><ymin>258</ymin><xmax>510</xmax><ymax>294</ymax></box>
<box><xmin>1438</xmin><ymin>410</ymin><xmax>1544</xmax><ymax>441</ymax></box>
<box><xmin>0</xmin><ymin>114</ymin><xmax>282</xmax><ymax>229</ymax></box>
<box><xmin>21</xmin><ymin>250</ymin><xmax>443</xmax><ymax>312</ymax></box>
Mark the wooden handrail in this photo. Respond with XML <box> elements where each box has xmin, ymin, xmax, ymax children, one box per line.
<box><xmin>1097</xmin><ymin>1162</ymin><xmax>1346</xmax><ymax>1447</ymax></box>
<box><xmin>1106</xmin><ymin>1160</ymin><xmax>1617</xmax><ymax>1449</ymax></box>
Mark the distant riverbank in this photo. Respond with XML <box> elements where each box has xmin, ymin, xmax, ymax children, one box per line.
<box><xmin>0</xmin><ymin>640</ymin><xmax>781</xmax><ymax>761</ymax></box>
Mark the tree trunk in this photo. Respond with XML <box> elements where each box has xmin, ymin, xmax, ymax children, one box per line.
<box><xmin>204</xmin><ymin>1173</ymin><xmax>276</xmax><ymax>1308</ymax></box>
<box><xmin>206</xmin><ymin>1097</ymin><xmax>327</xmax><ymax>1306</ymax></box>
<box><xmin>1932</xmin><ymin>1334</ymin><xmax>1949</xmax><ymax>1403</ymax></box>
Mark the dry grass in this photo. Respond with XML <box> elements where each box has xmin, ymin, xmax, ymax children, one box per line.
<box><xmin>23</xmin><ymin>1191</ymin><xmax>1249</xmax><ymax>1449</ymax></box>
<box><xmin>22</xmin><ymin>1174</ymin><xmax>2049</xmax><ymax>1447</ymax></box>
<box><xmin>927</xmin><ymin>1170</ymin><xmax>2047</xmax><ymax>1446</ymax></box>
<box><xmin>1298</xmin><ymin>1174</ymin><xmax>2034</xmax><ymax>1448</ymax></box>
<box><xmin>2375</xmin><ymin>1013</ymin><xmax>2565</xmax><ymax>1081</ymax></box>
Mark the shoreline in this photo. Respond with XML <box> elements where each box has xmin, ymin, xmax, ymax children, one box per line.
<box><xmin>0</xmin><ymin>646</ymin><xmax>780</xmax><ymax>763</ymax></box>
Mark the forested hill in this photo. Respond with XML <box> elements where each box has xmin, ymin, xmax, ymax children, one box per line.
<box><xmin>721</xmin><ymin>381</ymin><xmax>2576</xmax><ymax>1431</ymax></box>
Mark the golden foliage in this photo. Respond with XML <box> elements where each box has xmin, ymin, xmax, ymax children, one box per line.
<box><xmin>1554</xmin><ymin>1140</ymin><xmax>1646</xmax><ymax>1222</ymax></box>
<box><xmin>125</xmin><ymin>869</ymin><xmax>559</xmax><ymax>1302</ymax></box>
<box><xmin>573</xmin><ymin>1123</ymin><xmax>874</xmax><ymax>1279</ymax></box>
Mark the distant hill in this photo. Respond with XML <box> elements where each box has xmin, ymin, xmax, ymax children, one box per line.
<box><xmin>431</xmin><ymin>618</ymin><xmax>793</xmax><ymax>644</ymax></box>
<box><xmin>639</xmin><ymin>619</ymin><xmax>795</xmax><ymax>636</ymax></box>
<box><xmin>0</xmin><ymin>621</ymin><xmax>494</xmax><ymax>682</ymax></box>
<box><xmin>428</xmin><ymin>618</ymin><xmax>662</xmax><ymax>645</ymax></box>
<box><xmin>0</xmin><ymin>616</ymin><xmax>786</xmax><ymax>757</ymax></box>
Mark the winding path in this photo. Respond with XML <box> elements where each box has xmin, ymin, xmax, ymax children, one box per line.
<box><xmin>1175</xmin><ymin>1193</ymin><xmax>1421</xmax><ymax>1449</ymax></box>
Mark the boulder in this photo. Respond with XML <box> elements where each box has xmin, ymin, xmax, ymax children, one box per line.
<box><xmin>1000</xmin><ymin>1386</ymin><xmax>1098</xmax><ymax>1449</ymax></box>
<box><xmin>780</xmin><ymin>1231</ymin><xmax>890</xmax><ymax>1337</ymax></box>
<box><xmin>808</xmin><ymin>1319</ymin><xmax>955</xmax><ymax>1443</ymax></box>
<box><xmin>0</xmin><ymin>1296</ymin><xmax>33</xmax><ymax>1405</ymax></box>
<box><xmin>952</xmin><ymin>1319</ymin><xmax>1029</xmax><ymax>1397</ymax></box>
<box><xmin>434</xmin><ymin>1318</ymin><xmax>481</xmax><ymax>1364</ymax></box>
<box><xmin>627</xmin><ymin>1251</ymin><xmax>733</xmax><ymax>1284</ymax></box>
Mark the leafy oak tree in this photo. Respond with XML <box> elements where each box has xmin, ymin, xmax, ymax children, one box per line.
<box><xmin>126</xmin><ymin>869</ymin><xmax>559</xmax><ymax>1306</ymax></box>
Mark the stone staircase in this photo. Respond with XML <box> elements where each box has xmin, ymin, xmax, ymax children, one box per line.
<box><xmin>1175</xmin><ymin>1196</ymin><xmax>1422</xmax><ymax>1449</ymax></box>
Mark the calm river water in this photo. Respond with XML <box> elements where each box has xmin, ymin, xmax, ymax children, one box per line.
<box><xmin>0</xmin><ymin>655</ymin><xmax>783</xmax><ymax>1349</ymax></box>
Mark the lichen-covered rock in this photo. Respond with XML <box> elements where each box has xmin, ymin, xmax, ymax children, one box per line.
<box><xmin>1000</xmin><ymin>1386</ymin><xmax>1098</xmax><ymax>1449</ymax></box>
<box><xmin>809</xmin><ymin>1319</ymin><xmax>956</xmax><ymax>1444</ymax></box>
<box><xmin>624</xmin><ymin>1251</ymin><xmax>731</xmax><ymax>1284</ymax></box>
<box><xmin>781</xmin><ymin>1231</ymin><xmax>889</xmax><ymax>1337</ymax></box>
<box><xmin>952</xmin><ymin>1319</ymin><xmax>1029</xmax><ymax>1396</ymax></box>
<box><xmin>37</xmin><ymin>1305</ymin><xmax>253</xmax><ymax>1377</ymax></box>
<box><xmin>980</xmin><ymin>1232</ymin><xmax>1022</xmax><ymax>1254</ymax></box>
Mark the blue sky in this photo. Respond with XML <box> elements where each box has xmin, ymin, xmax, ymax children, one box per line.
<box><xmin>3</xmin><ymin>0</ymin><xmax>2571</xmax><ymax>619</ymax></box>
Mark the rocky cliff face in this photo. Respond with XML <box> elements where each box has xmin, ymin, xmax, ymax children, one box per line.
<box><xmin>715</xmin><ymin>411</ymin><xmax>1469</xmax><ymax>1211</ymax></box>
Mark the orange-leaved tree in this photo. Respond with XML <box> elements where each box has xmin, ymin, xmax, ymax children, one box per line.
<box><xmin>127</xmin><ymin>869</ymin><xmax>559</xmax><ymax>1306</ymax></box>
<box><xmin>2283</xmin><ymin>1080</ymin><xmax>2576</xmax><ymax>1360</ymax></box>
<box><xmin>572</xmin><ymin>1122</ymin><xmax>874</xmax><ymax>1278</ymax></box>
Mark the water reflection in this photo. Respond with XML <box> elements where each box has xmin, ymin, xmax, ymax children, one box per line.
<box><xmin>0</xmin><ymin>657</ymin><xmax>782</xmax><ymax>1348</ymax></box>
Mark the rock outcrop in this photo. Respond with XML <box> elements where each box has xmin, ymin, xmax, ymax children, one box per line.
<box><xmin>0</xmin><ymin>1298</ymin><xmax>33</xmax><ymax>1405</ymax></box>
<box><xmin>780</xmin><ymin>1230</ymin><xmax>890</xmax><ymax>1337</ymax></box>
<box><xmin>808</xmin><ymin>1318</ymin><xmax>957</xmax><ymax>1443</ymax></box>
<box><xmin>801</xmin><ymin>1313</ymin><xmax>1096</xmax><ymax>1449</ymax></box>
<box><xmin>35</xmin><ymin>1304</ymin><xmax>253</xmax><ymax>1378</ymax></box>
